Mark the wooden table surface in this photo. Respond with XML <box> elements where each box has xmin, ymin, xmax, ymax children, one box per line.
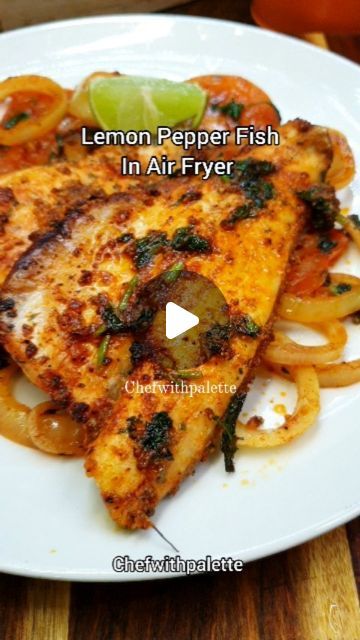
<box><xmin>0</xmin><ymin>1</ymin><xmax>359</xmax><ymax>638</ymax></box>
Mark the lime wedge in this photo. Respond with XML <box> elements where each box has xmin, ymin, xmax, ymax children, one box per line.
<box><xmin>88</xmin><ymin>76</ymin><xmax>207</xmax><ymax>134</ymax></box>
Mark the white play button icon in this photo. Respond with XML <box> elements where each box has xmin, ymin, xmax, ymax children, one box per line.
<box><xmin>165</xmin><ymin>301</ymin><xmax>199</xmax><ymax>340</ymax></box>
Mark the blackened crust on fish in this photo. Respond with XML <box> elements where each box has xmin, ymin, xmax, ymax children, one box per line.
<box><xmin>4</xmin><ymin>207</ymin><xmax>93</xmax><ymax>277</ymax></box>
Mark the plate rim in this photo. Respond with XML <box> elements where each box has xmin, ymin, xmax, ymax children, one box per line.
<box><xmin>1</xmin><ymin>12</ymin><xmax>360</xmax><ymax>76</ymax></box>
<box><xmin>0</xmin><ymin>502</ymin><xmax>358</xmax><ymax>582</ymax></box>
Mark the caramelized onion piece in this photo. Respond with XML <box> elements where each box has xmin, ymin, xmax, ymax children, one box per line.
<box><xmin>0</xmin><ymin>363</ymin><xmax>33</xmax><ymax>447</ymax></box>
<box><xmin>316</xmin><ymin>359</ymin><xmax>360</xmax><ymax>388</ymax></box>
<box><xmin>28</xmin><ymin>402</ymin><xmax>85</xmax><ymax>456</ymax></box>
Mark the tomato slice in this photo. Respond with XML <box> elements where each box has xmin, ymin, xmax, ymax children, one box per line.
<box><xmin>240</xmin><ymin>102</ymin><xmax>280</xmax><ymax>129</ymax></box>
<box><xmin>188</xmin><ymin>74</ymin><xmax>279</xmax><ymax>131</ymax></box>
<box><xmin>286</xmin><ymin>230</ymin><xmax>350</xmax><ymax>296</ymax></box>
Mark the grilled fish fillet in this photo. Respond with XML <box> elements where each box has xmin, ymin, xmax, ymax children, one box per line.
<box><xmin>0</xmin><ymin>120</ymin><xmax>332</xmax><ymax>528</ymax></box>
<box><xmin>0</xmin><ymin>142</ymin><xmax>174</xmax><ymax>285</ymax></box>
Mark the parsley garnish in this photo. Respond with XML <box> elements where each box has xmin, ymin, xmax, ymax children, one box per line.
<box><xmin>298</xmin><ymin>185</ymin><xmax>338</xmax><ymax>231</ymax></box>
<box><xmin>233</xmin><ymin>314</ymin><xmax>261</xmax><ymax>338</ymax></box>
<box><xmin>134</xmin><ymin>232</ymin><xmax>168</xmax><ymax>269</ymax></box>
<box><xmin>118</xmin><ymin>276</ymin><xmax>139</xmax><ymax>312</ymax></box>
<box><xmin>101</xmin><ymin>304</ymin><xmax>154</xmax><ymax>334</ymax></box>
<box><xmin>3</xmin><ymin>112</ymin><xmax>29</xmax><ymax>130</ymax></box>
<box><xmin>329</xmin><ymin>283</ymin><xmax>352</xmax><ymax>296</ymax></box>
<box><xmin>97</xmin><ymin>334</ymin><xmax>111</xmax><ymax>366</ymax></box>
<box><xmin>221</xmin><ymin>159</ymin><xmax>276</xmax><ymax>228</ymax></box>
<box><xmin>221</xmin><ymin>204</ymin><xmax>256</xmax><ymax>228</ymax></box>
<box><xmin>172</xmin><ymin>369</ymin><xmax>203</xmax><ymax>379</ymax></box>
<box><xmin>318</xmin><ymin>238</ymin><xmax>337</xmax><ymax>254</ymax></box>
<box><xmin>171</xmin><ymin>226</ymin><xmax>211</xmax><ymax>253</ymax></box>
<box><xmin>221</xmin><ymin>393</ymin><xmax>247</xmax><ymax>472</ymax></box>
<box><xmin>141</xmin><ymin>412</ymin><xmax>173</xmax><ymax>460</ymax></box>
<box><xmin>162</xmin><ymin>261</ymin><xmax>184</xmax><ymax>284</ymax></box>
<box><xmin>220</xmin><ymin>101</ymin><xmax>244</xmax><ymax>121</ymax></box>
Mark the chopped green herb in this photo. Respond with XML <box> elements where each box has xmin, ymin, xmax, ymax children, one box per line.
<box><xmin>243</xmin><ymin>179</ymin><xmax>274</xmax><ymax>208</ymax></box>
<box><xmin>101</xmin><ymin>304</ymin><xmax>154</xmax><ymax>335</ymax></box>
<box><xmin>221</xmin><ymin>159</ymin><xmax>276</xmax><ymax>227</ymax></box>
<box><xmin>221</xmin><ymin>392</ymin><xmax>247</xmax><ymax>472</ymax></box>
<box><xmin>118</xmin><ymin>276</ymin><xmax>139</xmax><ymax>312</ymax></box>
<box><xmin>97</xmin><ymin>334</ymin><xmax>111</xmax><ymax>366</ymax></box>
<box><xmin>101</xmin><ymin>305</ymin><xmax>126</xmax><ymax>333</ymax></box>
<box><xmin>220</xmin><ymin>174</ymin><xmax>231</xmax><ymax>184</ymax></box>
<box><xmin>94</xmin><ymin>323</ymin><xmax>106</xmax><ymax>337</ymax></box>
<box><xmin>234</xmin><ymin>159</ymin><xmax>275</xmax><ymax>179</ymax></box>
<box><xmin>162</xmin><ymin>261</ymin><xmax>184</xmax><ymax>284</ymax></box>
<box><xmin>171</xmin><ymin>226</ymin><xmax>211</xmax><ymax>253</ymax></box>
<box><xmin>233</xmin><ymin>314</ymin><xmax>261</xmax><ymax>338</ymax></box>
<box><xmin>134</xmin><ymin>231</ymin><xmax>168</xmax><ymax>269</ymax></box>
<box><xmin>141</xmin><ymin>412</ymin><xmax>173</xmax><ymax>460</ymax></box>
<box><xmin>220</xmin><ymin>101</ymin><xmax>244</xmax><ymax>121</ymax></box>
<box><xmin>172</xmin><ymin>369</ymin><xmax>203</xmax><ymax>380</ymax></box>
<box><xmin>298</xmin><ymin>185</ymin><xmax>338</xmax><ymax>231</ymax></box>
<box><xmin>318</xmin><ymin>238</ymin><xmax>337</xmax><ymax>254</ymax></box>
<box><xmin>117</xmin><ymin>232</ymin><xmax>134</xmax><ymax>243</ymax></box>
<box><xmin>3</xmin><ymin>112</ymin><xmax>29</xmax><ymax>130</ymax></box>
<box><xmin>329</xmin><ymin>282</ymin><xmax>352</xmax><ymax>296</ymax></box>
<box><xmin>221</xmin><ymin>204</ymin><xmax>256</xmax><ymax>229</ymax></box>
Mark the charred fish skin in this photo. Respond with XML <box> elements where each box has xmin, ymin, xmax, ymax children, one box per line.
<box><xmin>0</xmin><ymin>121</ymin><xmax>333</xmax><ymax>528</ymax></box>
<box><xmin>0</xmin><ymin>142</ymin><xmax>170</xmax><ymax>287</ymax></box>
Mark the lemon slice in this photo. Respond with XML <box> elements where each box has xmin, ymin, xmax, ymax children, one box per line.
<box><xmin>88</xmin><ymin>76</ymin><xmax>207</xmax><ymax>134</ymax></box>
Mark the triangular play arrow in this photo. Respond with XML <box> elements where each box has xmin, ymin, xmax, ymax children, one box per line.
<box><xmin>165</xmin><ymin>301</ymin><xmax>199</xmax><ymax>340</ymax></box>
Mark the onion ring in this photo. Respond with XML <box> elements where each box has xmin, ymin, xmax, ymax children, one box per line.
<box><xmin>265</xmin><ymin>355</ymin><xmax>360</xmax><ymax>388</ymax></box>
<box><xmin>0</xmin><ymin>363</ymin><xmax>33</xmax><ymax>447</ymax></box>
<box><xmin>265</xmin><ymin>320</ymin><xmax>347</xmax><ymax>366</ymax></box>
<box><xmin>236</xmin><ymin>366</ymin><xmax>320</xmax><ymax>447</ymax></box>
<box><xmin>0</xmin><ymin>75</ymin><xmax>67</xmax><ymax>145</ymax></box>
<box><xmin>316</xmin><ymin>359</ymin><xmax>360</xmax><ymax>387</ymax></box>
<box><xmin>279</xmin><ymin>274</ymin><xmax>360</xmax><ymax>323</ymax></box>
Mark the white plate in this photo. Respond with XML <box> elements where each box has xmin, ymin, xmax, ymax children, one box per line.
<box><xmin>0</xmin><ymin>14</ymin><xmax>360</xmax><ymax>582</ymax></box>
